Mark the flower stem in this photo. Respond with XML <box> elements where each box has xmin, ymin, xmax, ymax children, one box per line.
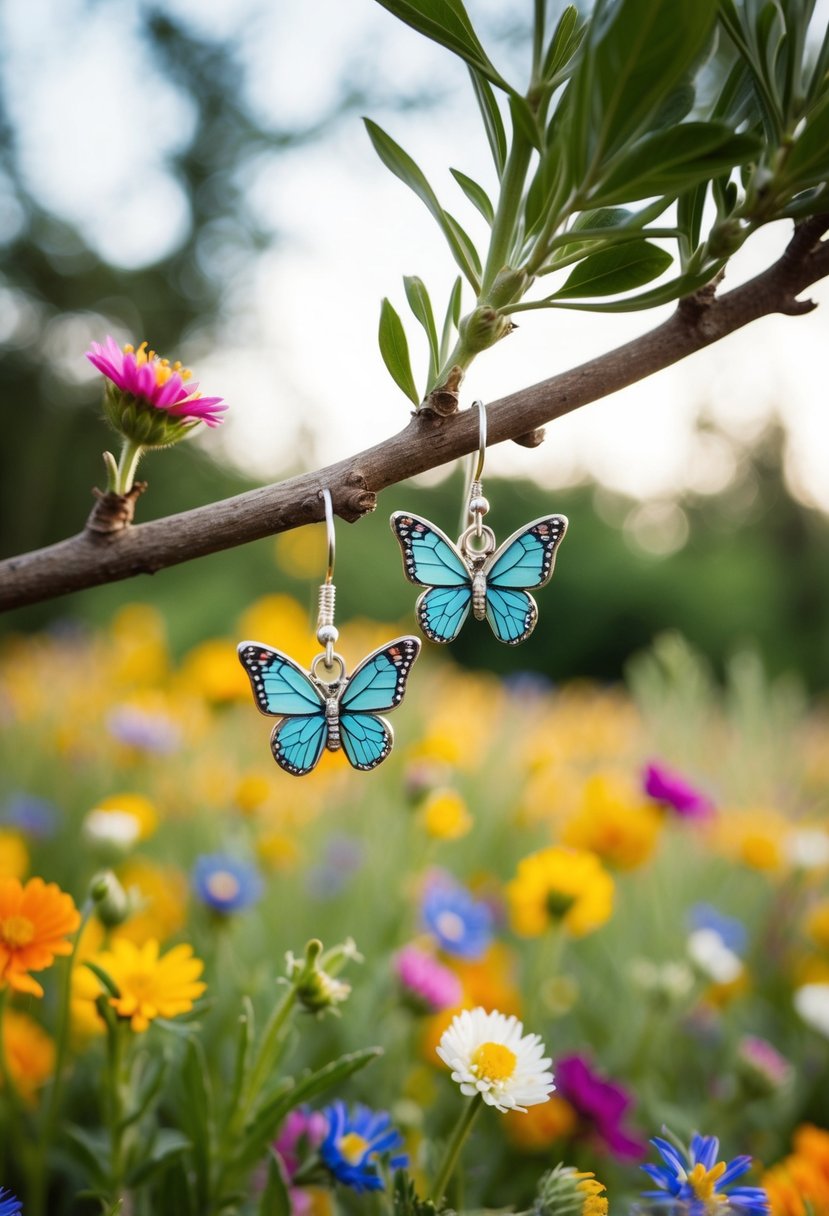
<box><xmin>30</xmin><ymin>900</ymin><xmax>93</xmax><ymax>1216</ymax></box>
<box><xmin>430</xmin><ymin>1094</ymin><xmax>483</xmax><ymax>1204</ymax></box>
<box><xmin>115</xmin><ymin>439</ymin><xmax>145</xmax><ymax>496</ymax></box>
<box><xmin>0</xmin><ymin>986</ymin><xmax>32</xmax><ymax>1179</ymax></box>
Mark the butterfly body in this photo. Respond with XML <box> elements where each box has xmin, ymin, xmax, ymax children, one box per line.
<box><xmin>391</xmin><ymin>512</ymin><xmax>568</xmax><ymax>645</ymax></box>
<box><xmin>238</xmin><ymin>637</ymin><xmax>420</xmax><ymax>775</ymax></box>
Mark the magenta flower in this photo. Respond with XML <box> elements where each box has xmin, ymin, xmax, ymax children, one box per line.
<box><xmin>87</xmin><ymin>337</ymin><xmax>227</xmax><ymax>429</ymax></box>
<box><xmin>393</xmin><ymin>943</ymin><xmax>462</xmax><ymax>1013</ymax></box>
<box><xmin>643</xmin><ymin>762</ymin><xmax>714</xmax><ymax>820</ymax></box>
<box><xmin>555</xmin><ymin>1054</ymin><xmax>646</xmax><ymax>1161</ymax></box>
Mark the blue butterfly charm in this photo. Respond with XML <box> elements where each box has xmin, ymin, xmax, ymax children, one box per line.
<box><xmin>390</xmin><ymin>512</ymin><xmax>568</xmax><ymax>645</ymax></box>
<box><xmin>237</xmin><ymin>637</ymin><xmax>421</xmax><ymax>775</ymax></box>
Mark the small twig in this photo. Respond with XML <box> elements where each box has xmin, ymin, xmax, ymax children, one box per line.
<box><xmin>1</xmin><ymin>217</ymin><xmax>827</xmax><ymax>613</ymax></box>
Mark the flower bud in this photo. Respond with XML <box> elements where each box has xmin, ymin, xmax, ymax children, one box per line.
<box><xmin>458</xmin><ymin>306</ymin><xmax>514</xmax><ymax>354</ymax></box>
<box><xmin>286</xmin><ymin>937</ymin><xmax>361</xmax><ymax>1015</ymax></box>
<box><xmin>89</xmin><ymin>870</ymin><xmax>130</xmax><ymax>928</ymax></box>
<box><xmin>535</xmin><ymin>1163</ymin><xmax>608</xmax><ymax>1216</ymax></box>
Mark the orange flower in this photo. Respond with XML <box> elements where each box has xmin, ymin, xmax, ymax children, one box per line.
<box><xmin>2</xmin><ymin>1009</ymin><xmax>55</xmax><ymax>1104</ymax></box>
<box><xmin>0</xmin><ymin>877</ymin><xmax>80</xmax><ymax>997</ymax></box>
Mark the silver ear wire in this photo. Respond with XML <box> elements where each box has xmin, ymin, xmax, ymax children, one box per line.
<box><xmin>316</xmin><ymin>488</ymin><xmax>339</xmax><ymax>667</ymax></box>
<box><xmin>467</xmin><ymin>400</ymin><xmax>490</xmax><ymax>538</ymax></box>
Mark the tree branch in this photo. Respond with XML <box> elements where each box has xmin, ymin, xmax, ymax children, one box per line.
<box><xmin>3</xmin><ymin>217</ymin><xmax>829</xmax><ymax>613</ymax></box>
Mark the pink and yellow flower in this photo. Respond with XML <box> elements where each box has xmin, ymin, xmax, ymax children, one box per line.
<box><xmin>87</xmin><ymin>337</ymin><xmax>227</xmax><ymax>430</ymax></box>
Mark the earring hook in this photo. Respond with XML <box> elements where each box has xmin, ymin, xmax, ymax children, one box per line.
<box><xmin>316</xmin><ymin>488</ymin><xmax>339</xmax><ymax>668</ymax></box>
<box><xmin>472</xmin><ymin>399</ymin><xmax>487</xmax><ymax>484</ymax></box>
<box><xmin>466</xmin><ymin>400</ymin><xmax>490</xmax><ymax>537</ymax></box>
<box><xmin>321</xmin><ymin>487</ymin><xmax>335</xmax><ymax>585</ymax></box>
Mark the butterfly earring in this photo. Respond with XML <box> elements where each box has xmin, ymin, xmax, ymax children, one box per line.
<box><xmin>390</xmin><ymin>401</ymin><xmax>568</xmax><ymax>645</ymax></box>
<box><xmin>238</xmin><ymin>489</ymin><xmax>421</xmax><ymax>775</ymax></box>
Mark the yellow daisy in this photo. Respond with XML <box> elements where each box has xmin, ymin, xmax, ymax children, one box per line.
<box><xmin>506</xmin><ymin>846</ymin><xmax>614</xmax><ymax>938</ymax></box>
<box><xmin>82</xmin><ymin>938</ymin><xmax>206</xmax><ymax>1032</ymax></box>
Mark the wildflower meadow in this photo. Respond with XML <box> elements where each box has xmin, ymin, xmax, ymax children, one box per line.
<box><xmin>1</xmin><ymin>599</ymin><xmax>828</xmax><ymax>1213</ymax></box>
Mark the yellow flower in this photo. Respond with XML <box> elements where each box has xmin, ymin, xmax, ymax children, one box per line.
<box><xmin>575</xmin><ymin>1173</ymin><xmax>609</xmax><ymax>1216</ymax></box>
<box><xmin>0</xmin><ymin>831</ymin><xmax>28</xmax><ymax>881</ymax></box>
<box><xmin>714</xmin><ymin>807</ymin><xmax>787</xmax><ymax>872</ymax></box>
<box><xmin>90</xmin><ymin>793</ymin><xmax>158</xmax><ymax>842</ymax></box>
<box><xmin>420</xmin><ymin>789</ymin><xmax>473</xmax><ymax>841</ymax></box>
<box><xmin>562</xmin><ymin>774</ymin><xmax>663</xmax><ymax>870</ymax></box>
<box><xmin>257</xmin><ymin>831</ymin><xmax>303</xmax><ymax>872</ymax></box>
<box><xmin>0</xmin><ymin>877</ymin><xmax>80</xmax><ymax>997</ymax></box>
<box><xmin>107</xmin><ymin>604</ymin><xmax>169</xmax><ymax>687</ymax></box>
<box><xmin>805</xmin><ymin>900</ymin><xmax>829</xmax><ymax>952</ymax></box>
<box><xmin>237</xmin><ymin>595</ymin><xmax>313</xmax><ymax>667</ymax></box>
<box><xmin>2</xmin><ymin>1009</ymin><xmax>55</xmax><ymax>1104</ymax></box>
<box><xmin>81</xmin><ymin>938</ymin><xmax>206</xmax><ymax>1032</ymax></box>
<box><xmin>178</xmin><ymin>638</ymin><xmax>250</xmax><ymax>703</ymax></box>
<box><xmin>506</xmin><ymin>846</ymin><xmax>614</xmax><ymax>938</ymax></box>
<box><xmin>235</xmin><ymin>770</ymin><xmax>275</xmax><ymax>815</ymax></box>
<box><xmin>115</xmin><ymin>858</ymin><xmax>187</xmax><ymax>945</ymax></box>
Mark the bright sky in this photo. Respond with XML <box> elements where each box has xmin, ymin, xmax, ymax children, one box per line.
<box><xmin>2</xmin><ymin>0</ymin><xmax>828</xmax><ymax>507</ymax></box>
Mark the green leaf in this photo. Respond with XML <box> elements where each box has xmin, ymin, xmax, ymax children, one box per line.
<box><xmin>509</xmin><ymin>94</ymin><xmax>542</xmax><ymax>152</ymax></box>
<box><xmin>677</xmin><ymin>181</ymin><xmax>708</xmax><ymax>262</ymax></box>
<box><xmin>378</xmin><ymin>299</ymin><xmax>420</xmax><ymax>405</ymax></box>
<box><xmin>127</xmin><ymin>1130</ymin><xmax>191</xmax><ymax>1187</ymax></box>
<box><xmin>84</xmin><ymin>960</ymin><xmax>120</xmax><ymax>998</ymax></box>
<box><xmin>373</xmin><ymin>0</ymin><xmax>510</xmax><ymax>92</ymax></box>
<box><xmin>468</xmin><ymin>68</ymin><xmax>507</xmax><ymax>174</ymax></box>
<box><xmin>178</xmin><ymin>1038</ymin><xmax>213</xmax><ymax>1212</ymax></box>
<box><xmin>541</xmin><ymin>6</ymin><xmax>584</xmax><ymax>86</ymax></box>
<box><xmin>259</xmin><ymin>1150</ymin><xmax>292</xmax><ymax>1216</ymax></box>
<box><xmin>779</xmin><ymin>88</ymin><xmax>829</xmax><ymax>192</ymax></box>
<box><xmin>541</xmin><ymin>265</ymin><xmax>717</xmax><ymax>311</ymax></box>
<box><xmin>404</xmin><ymin>275</ymin><xmax>440</xmax><ymax>383</ymax></box>
<box><xmin>227</xmin><ymin>997</ymin><xmax>255</xmax><ymax>1129</ymax></box>
<box><xmin>439</xmin><ymin>277</ymin><xmax>463</xmax><ymax>366</ymax></box>
<box><xmin>567</xmin><ymin>0</ymin><xmax>719</xmax><ymax>182</ymax></box>
<box><xmin>364</xmin><ymin>119</ymin><xmax>482</xmax><ymax>289</ymax></box>
<box><xmin>588</xmin><ymin>123</ymin><xmax>762</xmax><ymax>207</ymax></box>
<box><xmin>63</xmin><ymin>1124</ymin><xmax>109</xmax><ymax>1186</ymax></box>
<box><xmin>553</xmin><ymin>240</ymin><xmax>673</xmax><ymax>299</ymax></box>
<box><xmin>120</xmin><ymin>1051</ymin><xmax>166</xmax><ymax>1130</ymax></box>
<box><xmin>449</xmin><ymin>168</ymin><xmax>494</xmax><ymax>223</ymax></box>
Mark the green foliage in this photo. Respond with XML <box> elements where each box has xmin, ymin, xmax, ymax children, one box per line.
<box><xmin>370</xmin><ymin>0</ymin><xmax>829</xmax><ymax>400</ymax></box>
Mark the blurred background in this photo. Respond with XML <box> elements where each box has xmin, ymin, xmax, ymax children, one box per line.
<box><xmin>2</xmin><ymin>0</ymin><xmax>829</xmax><ymax>689</ymax></box>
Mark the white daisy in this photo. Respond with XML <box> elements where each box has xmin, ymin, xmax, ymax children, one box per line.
<box><xmin>436</xmin><ymin>1006</ymin><xmax>555</xmax><ymax>1113</ymax></box>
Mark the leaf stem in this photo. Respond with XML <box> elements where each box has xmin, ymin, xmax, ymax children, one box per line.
<box><xmin>430</xmin><ymin>1094</ymin><xmax>483</xmax><ymax>1204</ymax></box>
<box><xmin>481</xmin><ymin>133</ymin><xmax>533</xmax><ymax>296</ymax></box>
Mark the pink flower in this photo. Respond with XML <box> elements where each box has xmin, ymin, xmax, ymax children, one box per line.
<box><xmin>393</xmin><ymin>943</ymin><xmax>462</xmax><ymax>1013</ymax></box>
<box><xmin>643</xmin><ymin>762</ymin><xmax>714</xmax><ymax>820</ymax></box>
<box><xmin>87</xmin><ymin>336</ymin><xmax>227</xmax><ymax>428</ymax></box>
<box><xmin>555</xmin><ymin>1054</ymin><xmax>646</xmax><ymax>1161</ymax></box>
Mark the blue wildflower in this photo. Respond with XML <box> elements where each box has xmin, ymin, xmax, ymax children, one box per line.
<box><xmin>192</xmin><ymin>854</ymin><xmax>263</xmax><ymax>914</ymax></box>
<box><xmin>106</xmin><ymin>705</ymin><xmax>181</xmax><ymax>753</ymax></box>
<box><xmin>0</xmin><ymin>1188</ymin><xmax>22</xmax><ymax>1216</ymax></box>
<box><xmin>2</xmin><ymin>793</ymin><xmax>58</xmax><ymax>838</ymax></box>
<box><xmin>689</xmin><ymin>904</ymin><xmax>747</xmax><ymax>956</ymax></box>
<box><xmin>319</xmin><ymin>1100</ymin><xmax>407</xmax><ymax>1193</ymax></box>
<box><xmin>642</xmin><ymin>1133</ymin><xmax>770</xmax><ymax>1214</ymax></box>
<box><xmin>421</xmin><ymin>873</ymin><xmax>493</xmax><ymax>959</ymax></box>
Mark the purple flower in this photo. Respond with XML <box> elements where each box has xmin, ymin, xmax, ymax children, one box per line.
<box><xmin>643</xmin><ymin>763</ymin><xmax>714</xmax><ymax>820</ymax></box>
<box><xmin>393</xmin><ymin>944</ymin><xmax>462</xmax><ymax>1013</ymax></box>
<box><xmin>274</xmin><ymin>1108</ymin><xmax>327</xmax><ymax>1180</ymax></box>
<box><xmin>106</xmin><ymin>706</ymin><xmax>181</xmax><ymax>753</ymax></box>
<box><xmin>642</xmin><ymin>1133</ymin><xmax>769</xmax><ymax>1213</ymax></box>
<box><xmin>555</xmin><ymin>1054</ymin><xmax>646</xmax><ymax>1161</ymax></box>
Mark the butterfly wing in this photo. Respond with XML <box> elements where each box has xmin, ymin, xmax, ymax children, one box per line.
<box><xmin>484</xmin><ymin>515</ymin><xmax>569</xmax><ymax>590</ymax></box>
<box><xmin>390</xmin><ymin>513</ymin><xmax>471</xmax><ymax>588</ymax></box>
<box><xmin>337</xmin><ymin>637</ymin><xmax>420</xmax><ymax>771</ymax></box>
<box><xmin>416</xmin><ymin>585</ymin><xmax>472</xmax><ymax>644</ymax></box>
<box><xmin>340</xmin><ymin>637</ymin><xmax>421</xmax><ymax>713</ymax></box>
<box><xmin>271</xmin><ymin>714</ymin><xmax>328</xmax><ymax>776</ymax></box>
<box><xmin>339</xmin><ymin>713</ymin><xmax>393</xmax><ymax>771</ymax></box>
<box><xmin>238</xmin><ymin>642</ymin><xmax>325</xmax><ymax>716</ymax></box>
<box><xmin>481</xmin><ymin>515</ymin><xmax>568</xmax><ymax>645</ymax></box>
<box><xmin>485</xmin><ymin>587</ymin><xmax>538</xmax><ymax>645</ymax></box>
